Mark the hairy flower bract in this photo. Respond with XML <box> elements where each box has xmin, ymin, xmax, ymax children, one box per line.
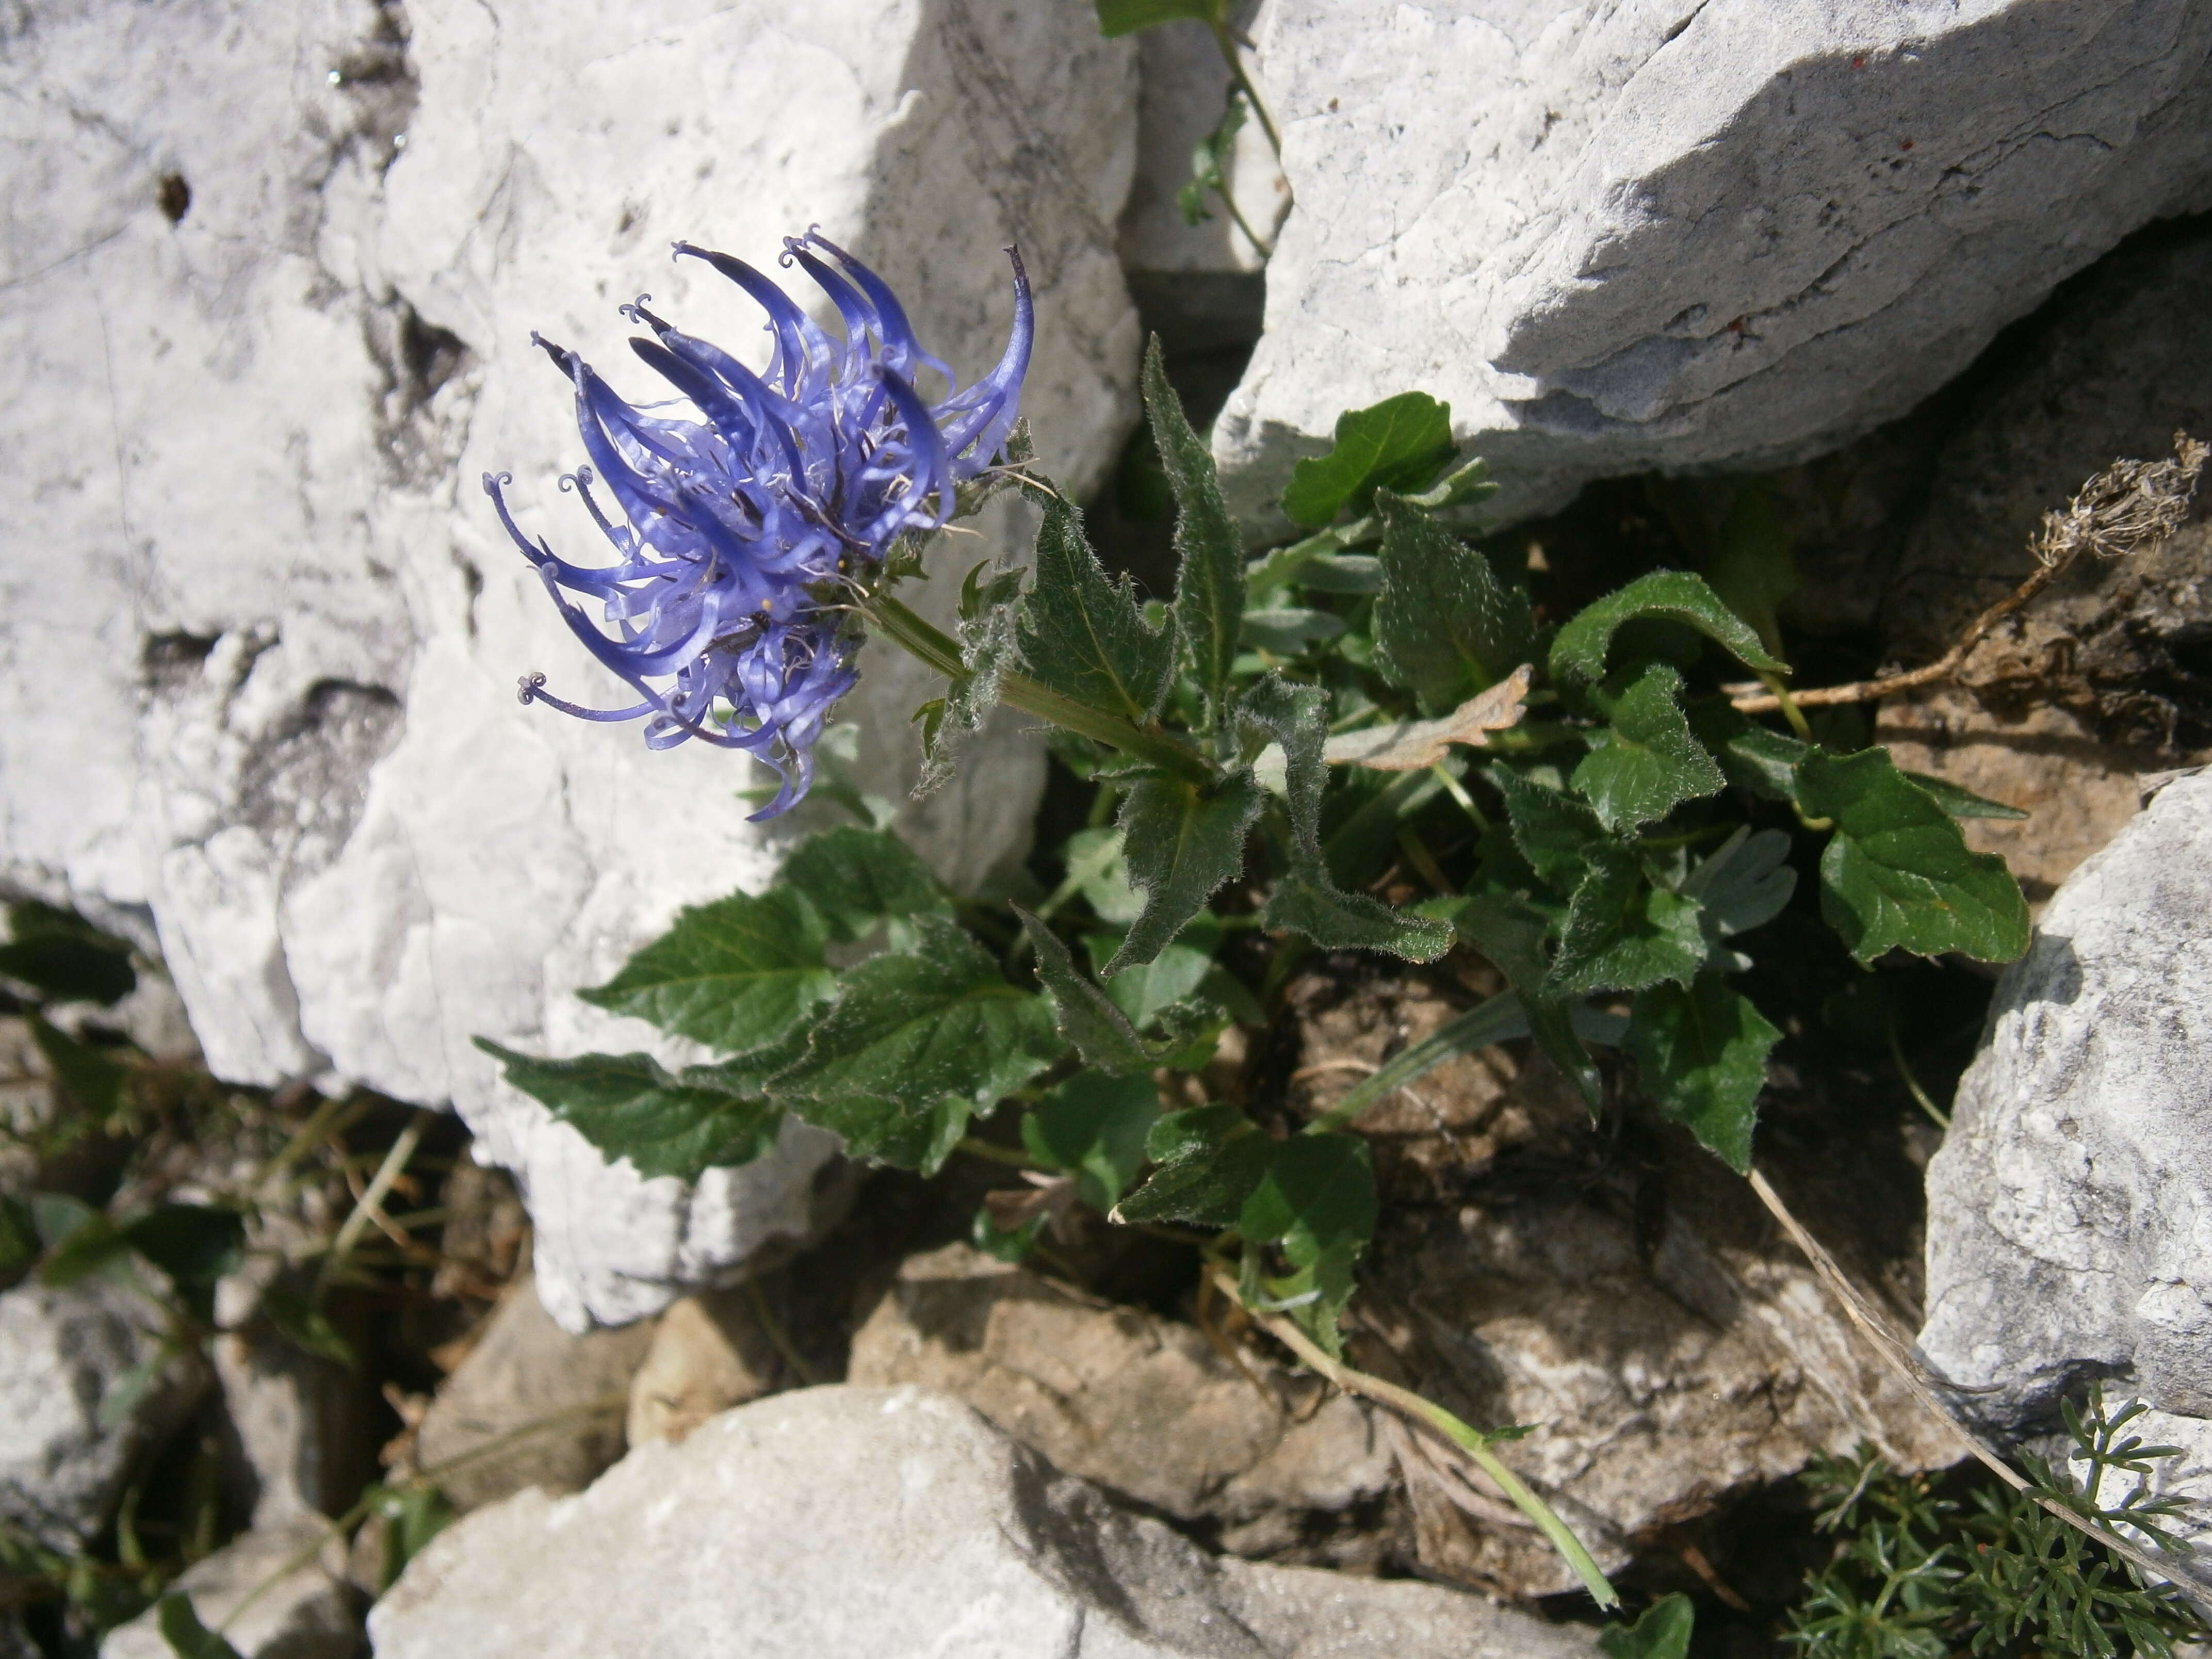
<box><xmin>486</xmin><ymin>230</ymin><xmax>1031</xmax><ymax>817</ymax></box>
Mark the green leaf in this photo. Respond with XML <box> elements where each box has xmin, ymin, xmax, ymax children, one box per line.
<box><xmin>1372</xmin><ymin>498</ymin><xmax>1536</xmax><ymax>713</ymax></box>
<box><xmin>1681</xmin><ymin>827</ymin><xmax>1796</xmax><ymax>940</ymax></box>
<box><xmin>1281</xmin><ymin>393</ymin><xmax>1458</xmax><ymax>529</ymax></box>
<box><xmin>0</xmin><ymin>1194</ymin><xmax>38</xmax><ymax>1283</ymax></box>
<box><xmin>1549</xmin><ymin>570</ymin><xmax>1786</xmax><ymax>686</ymax></box>
<box><xmin>1400</xmin><ymin>456</ymin><xmax>1498</xmax><ymax>513</ymax></box>
<box><xmin>1488</xmin><ymin>766</ymin><xmax>1606</xmax><ymax>894</ymax></box>
<box><xmin>1900</xmin><ymin>770</ymin><xmax>2030</xmax><ymax>821</ymax></box>
<box><xmin>474</xmin><ymin>1040</ymin><xmax>786</xmax><ymax>1182</ymax></box>
<box><xmin>918</xmin><ymin>567</ymin><xmax>1025</xmax><ymax>793</ymax></box>
<box><xmin>1797</xmin><ymin>749</ymin><xmax>2030</xmax><ymax>965</ymax></box>
<box><xmin>1017</xmin><ymin>907</ymin><xmax>1159</xmax><ymax>1077</ymax></box>
<box><xmin>1108</xmin><ymin>768</ymin><xmax>1264</xmax><ymax>973</ymax></box>
<box><xmin>1113</xmin><ymin>1102</ymin><xmax>1270</xmax><ymax>1227</ymax></box>
<box><xmin>767</xmin><ymin>917</ymin><xmax>1064</xmax><ymax>1168</ymax></box>
<box><xmin>30</xmin><ymin>1017</ymin><xmax>130</xmax><ymax>1120</ymax></box>
<box><xmin>1704</xmin><ymin>485</ymin><xmax>1798</xmax><ymax>658</ymax></box>
<box><xmin>1439</xmin><ymin>891</ymin><xmax>1600</xmax><ymax>1112</ymax></box>
<box><xmin>1022</xmin><ymin>1071</ymin><xmax>1160</xmax><ymax>1212</ymax></box>
<box><xmin>1240</xmin><ymin>1132</ymin><xmax>1377</xmax><ymax>1353</ymax></box>
<box><xmin>36</xmin><ymin>1206</ymin><xmax>131</xmax><ymax>1290</ymax></box>
<box><xmin>123</xmin><ymin>1205</ymin><xmax>246</xmax><ymax>1323</ymax></box>
<box><xmin>1545</xmin><ymin>844</ymin><xmax>1706</xmax><ymax>997</ymax></box>
<box><xmin>365</xmin><ymin>1483</ymin><xmax>454</xmax><ymax>1593</ymax></box>
<box><xmin>1144</xmin><ymin>339</ymin><xmax>1246</xmax><ymax>718</ymax></box>
<box><xmin>1599</xmin><ymin>1592</ymin><xmax>1695</xmax><ymax>1659</ymax></box>
<box><xmin>1241</xmin><ymin>675</ymin><xmax>1452</xmax><ymax>961</ymax></box>
<box><xmin>0</xmin><ymin>900</ymin><xmax>136</xmax><ymax>1006</ymax></box>
<box><xmin>1685</xmin><ymin>702</ymin><xmax>1808</xmax><ymax>801</ymax></box>
<box><xmin>779</xmin><ymin>826</ymin><xmax>953</xmax><ymax>945</ymax></box>
<box><xmin>158</xmin><ymin>1592</ymin><xmax>246</xmax><ymax>1659</ymax></box>
<box><xmin>261</xmin><ymin>1284</ymin><xmax>357</xmax><ymax>1368</ymax></box>
<box><xmin>1093</xmin><ymin>0</ymin><xmax>1219</xmax><ymax>37</ymax></box>
<box><xmin>1016</xmin><ymin>492</ymin><xmax>1176</xmax><ymax>724</ymax></box>
<box><xmin>1626</xmin><ymin>977</ymin><xmax>1779</xmax><ymax>1173</ymax></box>
<box><xmin>1571</xmin><ymin>663</ymin><xmax>1726</xmax><ymax>832</ymax></box>
<box><xmin>577</xmin><ymin>887</ymin><xmax>835</xmax><ymax>1054</ymax></box>
<box><xmin>1241</xmin><ymin>606</ymin><xmax>1347</xmax><ymax>655</ymax></box>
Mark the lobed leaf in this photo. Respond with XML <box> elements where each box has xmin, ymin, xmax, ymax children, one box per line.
<box><xmin>1281</xmin><ymin>392</ymin><xmax>1458</xmax><ymax>529</ymax></box>
<box><xmin>1145</xmin><ymin>340</ymin><xmax>1247</xmax><ymax>718</ymax></box>
<box><xmin>1625</xmin><ymin>977</ymin><xmax>1780</xmax><ymax>1173</ymax></box>
<box><xmin>1016</xmin><ymin>493</ymin><xmax>1176</xmax><ymax>725</ymax></box>
<box><xmin>475</xmin><ymin>1040</ymin><xmax>785</xmax><ymax>1182</ymax></box>
<box><xmin>1570</xmin><ymin>662</ymin><xmax>1726</xmax><ymax>832</ymax></box>
<box><xmin>1114</xmin><ymin>1102</ymin><xmax>1272</xmax><ymax>1227</ymax></box>
<box><xmin>1550</xmin><ymin>569</ymin><xmax>1785</xmax><ymax>685</ymax></box>
<box><xmin>1544</xmin><ymin>843</ymin><xmax>1706</xmax><ymax>997</ymax></box>
<box><xmin>1372</xmin><ymin>498</ymin><xmax>1537</xmax><ymax>713</ymax></box>
<box><xmin>579</xmin><ymin>887</ymin><xmax>835</xmax><ymax>1054</ymax></box>
<box><xmin>1108</xmin><ymin>768</ymin><xmax>1264</xmax><ymax>973</ymax></box>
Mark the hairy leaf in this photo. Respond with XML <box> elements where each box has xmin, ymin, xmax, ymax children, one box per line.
<box><xmin>1545</xmin><ymin>844</ymin><xmax>1706</xmax><ymax>996</ymax></box>
<box><xmin>1372</xmin><ymin>498</ymin><xmax>1537</xmax><ymax>713</ymax></box>
<box><xmin>1797</xmin><ymin>749</ymin><xmax>2030</xmax><ymax>964</ymax></box>
<box><xmin>1022</xmin><ymin>1071</ymin><xmax>1160</xmax><ymax>1212</ymax></box>
<box><xmin>476</xmin><ymin>1040</ymin><xmax>785</xmax><ymax>1181</ymax></box>
<box><xmin>1145</xmin><ymin>340</ymin><xmax>1246</xmax><ymax>717</ymax></box>
<box><xmin>1550</xmin><ymin>569</ymin><xmax>1786</xmax><ymax>685</ymax></box>
<box><xmin>1109</xmin><ymin>768</ymin><xmax>1264</xmax><ymax>973</ymax></box>
<box><xmin>1016</xmin><ymin>493</ymin><xmax>1176</xmax><ymax>724</ymax></box>
<box><xmin>1572</xmin><ymin>663</ymin><xmax>1726</xmax><ymax>832</ymax></box>
<box><xmin>1441</xmin><ymin>890</ymin><xmax>1600</xmax><ymax>1111</ymax></box>
<box><xmin>1627</xmin><ymin>977</ymin><xmax>1779</xmax><ymax>1173</ymax></box>
<box><xmin>1488</xmin><ymin>766</ymin><xmax>1606</xmax><ymax>894</ymax></box>
<box><xmin>1324</xmin><ymin>667</ymin><xmax>1530</xmax><ymax>771</ymax></box>
<box><xmin>1281</xmin><ymin>393</ymin><xmax>1457</xmax><ymax>529</ymax></box>
<box><xmin>1900</xmin><ymin>770</ymin><xmax>2029</xmax><ymax>821</ymax></box>
<box><xmin>1686</xmin><ymin>702</ymin><xmax>1808</xmax><ymax>801</ymax></box>
<box><xmin>1113</xmin><ymin>1102</ymin><xmax>1271</xmax><ymax>1227</ymax></box>
<box><xmin>1093</xmin><ymin>0</ymin><xmax>1220</xmax><ymax>37</ymax></box>
<box><xmin>1242</xmin><ymin>675</ymin><xmax>1452</xmax><ymax>961</ymax></box>
<box><xmin>917</xmin><ymin>567</ymin><xmax>1024</xmax><ymax>794</ymax></box>
<box><xmin>0</xmin><ymin>900</ymin><xmax>136</xmax><ymax>1006</ymax></box>
<box><xmin>579</xmin><ymin>887</ymin><xmax>835</xmax><ymax>1054</ymax></box>
<box><xmin>1017</xmin><ymin>907</ymin><xmax>1158</xmax><ymax>1076</ymax></box>
<box><xmin>1240</xmin><ymin>1131</ymin><xmax>1376</xmax><ymax>1353</ymax></box>
<box><xmin>768</xmin><ymin>917</ymin><xmax>1064</xmax><ymax>1167</ymax></box>
<box><xmin>779</xmin><ymin>825</ymin><xmax>953</xmax><ymax>945</ymax></box>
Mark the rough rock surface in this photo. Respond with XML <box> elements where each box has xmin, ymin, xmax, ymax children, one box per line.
<box><xmin>849</xmin><ymin>1244</ymin><xmax>1392</xmax><ymax>1554</ymax></box>
<box><xmin>1</xmin><ymin>0</ymin><xmax>1140</xmax><ymax>1328</ymax></box>
<box><xmin>369</xmin><ymin>1385</ymin><xmax>1597</xmax><ymax>1659</ymax></box>
<box><xmin>1920</xmin><ymin>773</ymin><xmax>2212</xmax><ymax>1433</ymax></box>
<box><xmin>100</xmin><ymin>1513</ymin><xmax>363</xmax><ymax>1659</ymax></box>
<box><xmin>1118</xmin><ymin>15</ymin><xmax>1286</xmax><ymax>277</ymax></box>
<box><xmin>623</xmin><ymin>1284</ymin><xmax>778</xmax><ymax>1446</ymax></box>
<box><xmin>0</xmin><ymin>1280</ymin><xmax>206</xmax><ymax>1551</ymax></box>
<box><xmin>413</xmin><ymin>1273</ymin><xmax>656</xmax><ymax>1512</ymax></box>
<box><xmin>1215</xmin><ymin>2</ymin><xmax>2212</xmax><ymax>530</ymax></box>
<box><xmin>212</xmin><ymin>1322</ymin><xmax>381</xmax><ymax>1526</ymax></box>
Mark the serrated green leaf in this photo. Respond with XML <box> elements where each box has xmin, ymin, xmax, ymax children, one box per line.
<box><xmin>1372</xmin><ymin>498</ymin><xmax>1536</xmax><ymax>714</ymax></box>
<box><xmin>1016</xmin><ymin>492</ymin><xmax>1176</xmax><ymax>724</ymax></box>
<box><xmin>1626</xmin><ymin>977</ymin><xmax>1779</xmax><ymax>1173</ymax></box>
<box><xmin>1281</xmin><ymin>393</ymin><xmax>1458</xmax><ymax>529</ymax></box>
<box><xmin>1550</xmin><ymin>570</ymin><xmax>1786</xmax><ymax>685</ymax></box>
<box><xmin>767</xmin><ymin>917</ymin><xmax>1063</xmax><ymax>1167</ymax></box>
<box><xmin>30</xmin><ymin>1017</ymin><xmax>129</xmax><ymax>1119</ymax></box>
<box><xmin>1093</xmin><ymin>0</ymin><xmax>1219</xmax><ymax>37</ymax></box>
<box><xmin>1085</xmin><ymin>923</ymin><xmax>1217</xmax><ymax>1029</ymax></box>
<box><xmin>1685</xmin><ymin>702</ymin><xmax>1809</xmax><ymax>801</ymax></box>
<box><xmin>0</xmin><ymin>900</ymin><xmax>136</xmax><ymax>1006</ymax></box>
<box><xmin>1545</xmin><ymin>844</ymin><xmax>1706</xmax><ymax>997</ymax></box>
<box><xmin>1571</xmin><ymin>662</ymin><xmax>1726</xmax><ymax>832</ymax></box>
<box><xmin>1242</xmin><ymin>1132</ymin><xmax>1376</xmax><ymax>1354</ymax></box>
<box><xmin>1022</xmin><ymin>1071</ymin><xmax>1160</xmax><ymax>1212</ymax></box>
<box><xmin>1438</xmin><ymin>891</ymin><xmax>1600</xmax><ymax>1112</ymax></box>
<box><xmin>578</xmin><ymin>887</ymin><xmax>834</xmax><ymax>1054</ymax></box>
<box><xmin>1599</xmin><ymin>1592</ymin><xmax>1695</xmax><ymax>1659</ymax></box>
<box><xmin>1108</xmin><ymin>769</ymin><xmax>1264</xmax><ymax>973</ymax></box>
<box><xmin>1114</xmin><ymin>1102</ymin><xmax>1270</xmax><ymax>1227</ymax></box>
<box><xmin>158</xmin><ymin>1591</ymin><xmax>246</xmax><ymax>1659</ymax></box>
<box><xmin>123</xmin><ymin>1204</ymin><xmax>245</xmax><ymax>1324</ymax></box>
<box><xmin>1797</xmin><ymin>749</ymin><xmax>2030</xmax><ymax>965</ymax></box>
<box><xmin>1145</xmin><ymin>339</ymin><xmax>1245</xmax><ymax>718</ymax></box>
<box><xmin>1900</xmin><ymin>770</ymin><xmax>2030</xmax><ymax>820</ymax></box>
<box><xmin>1488</xmin><ymin>766</ymin><xmax>1605</xmax><ymax>894</ymax></box>
<box><xmin>779</xmin><ymin>826</ymin><xmax>953</xmax><ymax>945</ymax></box>
<box><xmin>1704</xmin><ymin>486</ymin><xmax>1797</xmax><ymax>659</ymax></box>
<box><xmin>475</xmin><ymin>1040</ymin><xmax>785</xmax><ymax>1181</ymax></box>
<box><xmin>1017</xmin><ymin>907</ymin><xmax>1158</xmax><ymax>1076</ymax></box>
<box><xmin>1681</xmin><ymin>827</ymin><xmax>1796</xmax><ymax>939</ymax></box>
<box><xmin>1241</xmin><ymin>675</ymin><xmax>1451</xmax><ymax>962</ymax></box>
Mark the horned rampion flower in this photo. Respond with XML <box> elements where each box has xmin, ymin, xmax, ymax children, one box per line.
<box><xmin>485</xmin><ymin>231</ymin><xmax>1032</xmax><ymax>818</ymax></box>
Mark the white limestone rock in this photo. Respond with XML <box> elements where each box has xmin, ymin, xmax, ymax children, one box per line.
<box><xmin>368</xmin><ymin>1384</ymin><xmax>1597</xmax><ymax>1659</ymax></box>
<box><xmin>100</xmin><ymin>1513</ymin><xmax>364</xmax><ymax>1659</ymax></box>
<box><xmin>1921</xmin><ymin>773</ymin><xmax>2212</xmax><ymax>1434</ymax></box>
<box><xmin>1119</xmin><ymin>14</ymin><xmax>1287</xmax><ymax>276</ymax></box>
<box><xmin>1</xmin><ymin>0</ymin><xmax>1140</xmax><ymax>1327</ymax></box>
<box><xmin>1216</xmin><ymin>1</ymin><xmax>2212</xmax><ymax>530</ymax></box>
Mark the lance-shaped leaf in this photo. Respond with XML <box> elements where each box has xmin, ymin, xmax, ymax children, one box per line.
<box><xmin>779</xmin><ymin>825</ymin><xmax>953</xmax><ymax>945</ymax></box>
<box><xmin>1550</xmin><ymin>570</ymin><xmax>1786</xmax><ymax>686</ymax></box>
<box><xmin>1323</xmin><ymin>666</ymin><xmax>1531</xmax><ymax>771</ymax></box>
<box><xmin>29</xmin><ymin>1017</ymin><xmax>129</xmax><ymax>1120</ymax></box>
<box><xmin>1017</xmin><ymin>906</ymin><xmax>1162</xmax><ymax>1076</ymax></box>
<box><xmin>1108</xmin><ymin>768</ymin><xmax>1264</xmax><ymax>973</ymax></box>
<box><xmin>475</xmin><ymin>1040</ymin><xmax>786</xmax><ymax>1182</ymax></box>
<box><xmin>1242</xmin><ymin>674</ymin><xmax>1452</xmax><ymax>962</ymax></box>
<box><xmin>1021</xmin><ymin>1070</ymin><xmax>1160</xmax><ymax>1212</ymax></box>
<box><xmin>1239</xmin><ymin>1131</ymin><xmax>1376</xmax><ymax>1354</ymax></box>
<box><xmin>1796</xmin><ymin>749</ymin><xmax>2030</xmax><ymax>965</ymax></box>
<box><xmin>1571</xmin><ymin>662</ymin><xmax>1726</xmax><ymax>832</ymax></box>
<box><xmin>1625</xmin><ymin>977</ymin><xmax>1780</xmax><ymax>1174</ymax></box>
<box><xmin>1439</xmin><ymin>890</ymin><xmax>1600</xmax><ymax>1112</ymax></box>
<box><xmin>768</xmin><ymin>917</ymin><xmax>1065</xmax><ymax>1168</ymax></box>
<box><xmin>1144</xmin><ymin>339</ymin><xmax>1245</xmax><ymax>718</ymax></box>
<box><xmin>1488</xmin><ymin>765</ymin><xmax>1606</xmax><ymax>895</ymax></box>
<box><xmin>1280</xmin><ymin>392</ymin><xmax>1458</xmax><ymax>529</ymax></box>
<box><xmin>1681</xmin><ymin>827</ymin><xmax>1796</xmax><ymax>942</ymax></box>
<box><xmin>579</xmin><ymin>886</ymin><xmax>835</xmax><ymax>1054</ymax></box>
<box><xmin>158</xmin><ymin>1593</ymin><xmax>247</xmax><ymax>1659</ymax></box>
<box><xmin>1372</xmin><ymin>498</ymin><xmax>1537</xmax><ymax>713</ymax></box>
<box><xmin>1544</xmin><ymin>843</ymin><xmax>1706</xmax><ymax>997</ymax></box>
<box><xmin>0</xmin><ymin>900</ymin><xmax>136</xmax><ymax>1006</ymax></box>
<box><xmin>1113</xmin><ymin>1102</ymin><xmax>1271</xmax><ymax>1226</ymax></box>
<box><xmin>1015</xmin><ymin>492</ymin><xmax>1176</xmax><ymax>723</ymax></box>
<box><xmin>1897</xmin><ymin>770</ymin><xmax>2030</xmax><ymax>820</ymax></box>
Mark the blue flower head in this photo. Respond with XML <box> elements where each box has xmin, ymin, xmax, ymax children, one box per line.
<box><xmin>486</xmin><ymin>230</ymin><xmax>1032</xmax><ymax>818</ymax></box>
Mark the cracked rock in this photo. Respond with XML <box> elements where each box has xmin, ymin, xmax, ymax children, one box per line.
<box><xmin>368</xmin><ymin>1385</ymin><xmax>1597</xmax><ymax>1659</ymax></box>
<box><xmin>1214</xmin><ymin>1</ymin><xmax>2212</xmax><ymax>530</ymax></box>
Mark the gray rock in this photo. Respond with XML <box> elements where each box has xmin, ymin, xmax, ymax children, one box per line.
<box><xmin>1215</xmin><ymin>1</ymin><xmax>2212</xmax><ymax>530</ymax></box>
<box><xmin>1118</xmin><ymin>14</ymin><xmax>1285</xmax><ymax>277</ymax></box>
<box><xmin>368</xmin><ymin>1385</ymin><xmax>1597</xmax><ymax>1659</ymax></box>
<box><xmin>1921</xmin><ymin>772</ymin><xmax>2212</xmax><ymax>1430</ymax></box>
<box><xmin>0</xmin><ymin>1279</ymin><xmax>205</xmax><ymax>1551</ymax></box>
<box><xmin>623</xmin><ymin>1284</ymin><xmax>779</xmax><ymax>1448</ymax></box>
<box><xmin>1</xmin><ymin>0</ymin><xmax>1139</xmax><ymax>1328</ymax></box>
<box><xmin>100</xmin><ymin>1512</ymin><xmax>363</xmax><ymax>1659</ymax></box>
<box><xmin>212</xmin><ymin>1323</ymin><xmax>381</xmax><ymax>1526</ymax></box>
<box><xmin>413</xmin><ymin>1273</ymin><xmax>656</xmax><ymax>1512</ymax></box>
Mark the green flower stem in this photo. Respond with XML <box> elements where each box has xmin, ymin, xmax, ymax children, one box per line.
<box><xmin>1208</xmin><ymin>20</ymin><xmax>1282</xmax><ymax>155</ymax></box>
<box><xmin>860</xmin><ymin>590</ymin><xmax>1218</xmax><ymax>786</ymax></box>
<box><xmin>1303</xmin><ymin>990</ymin><xmax>1530</xmax><ymax>1135</ymax></box>
<box><xmin>1224</xmin><ymin>1271</ymin><xmax>1620</xmax><ymax>1610</ymax></box>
